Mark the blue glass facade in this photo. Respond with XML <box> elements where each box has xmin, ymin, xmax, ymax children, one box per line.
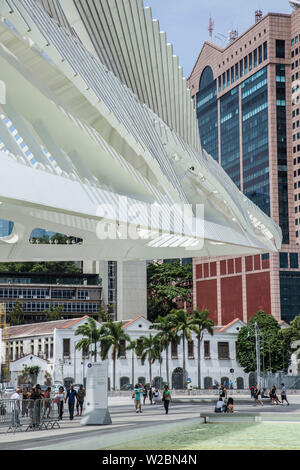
<box><xmin>220</xmin><ymin>86</ymin><xmax>240</xmax><ymax>188</ymax></box>
<box><xmin>196</xmin><ymin>67</ymin><xmax>218</xmax><ymax>161</ymax></box>
<box><xmin>280</xmin><ymin>270</ymin><xmax>300</xmax><ymax>323</ymax></box>
<box><xmin>0</xmin><ymin>220</ymin><xmax>14</xmax><ymax>237</ymax></box>
<box><xmin>276</xmin><ymin>64</ymin><xmax>289</xmax><ymax>244</ymax></box>
<box><xmin>242</xmin><ymin>67</ymin><xmax>270</xmax><ymax>215</ymax></box>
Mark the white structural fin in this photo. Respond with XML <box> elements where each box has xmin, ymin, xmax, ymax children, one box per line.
<box><xmin>0</xmin><ymin>0</ymin><xmax>282</xmax><ymax>262</ymax></box>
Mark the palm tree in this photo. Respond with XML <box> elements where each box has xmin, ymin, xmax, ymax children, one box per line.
<box><xmin>150</xmin><ymin>315</ymin><xmax>179</xmax><ymax>387</ymax></box>
<box><xmin>75</xmin><ymin>317</ymin><xmax>105</xmax><ymax>361</ymax></box>
<box><xmin>189</xmin><ymin>308</ymin><xmax>214</xmax><ymax>389</ymax></box>
<box><xmin>100</xmin><ymin>321</ymin><xmax>131</xmax><ymax>390</ymax></box>
<box><xmin>136</xmin><ymin>334</ymin><xmax>161</xmax><ymax>385</ymax></box>
<box><xmin>167</xmin><ymin>309</ymin><xmax>194</xmax><ymax>386</ymax></box>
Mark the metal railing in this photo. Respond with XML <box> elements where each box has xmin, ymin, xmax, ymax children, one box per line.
<box><xmin>0</xmin><ymin>398</ymin><xmax>60</xmax><ymax>433</ymax></box>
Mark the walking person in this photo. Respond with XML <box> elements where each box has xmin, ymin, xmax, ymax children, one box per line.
<box><xmin>148</xmin><ymin>386</ymin><xmax>153</xmax><ymax>405</ymax></box>
<box><xmin>55</xmin><ymin>386</ymin><xmax>65</xmax><ymax>420</ymax></box>
<box><xmin>142</xmin><ymin>385</ymin><xmax>148</xmax><ymax>405</ymax></box>
<box><xmin>280</xmin><ymin>383</ymin><xmax>289</xmax><ymax>406</ymax></box>
<box><xmin>253</xmin><ymin>383</ymin><xmax>263</xmax><ymax>407</ymax></box>
<box><xmin>162</xmin><ymin>385</ymin><xmax>172</xmax><ymax>415</ymax></box>
<box><xmin>65</xmin><ymin>384</ymin><xmax>77</xmax><ymax>420</ymax></box>
<box><xmin>132</xmin><ymin>383</ymin><xmax>143</xmax><ymax>413</ymax></box>
<box><xmin>76</xmin><ymin>385</ymin><xmax>86</xmax><ymax>416</ymax></box>
<box><xmin>270</xmin><ymin>385</ymin><xmax>281</xmax><ymax>405</ymax></box>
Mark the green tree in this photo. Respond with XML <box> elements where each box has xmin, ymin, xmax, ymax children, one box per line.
<box><xmin>189</xmin><ymin>309</ymin><xmax>214</xmax><ymax>389</ymax></box>
<box><xmin>100</xmin><ymin>321</ymin><xmax>131</xmax><ymax>390</ymax></box>
<box><xmin>9</xmin><ymin>301</ymin><xmax>23</xmax><ymax>326</ymax></box>
<box><xmin>97</xmin><ymin>303</ymin><xmax>114</xmax><ymax>323</ymax></box>
<box><xmin>75</xmin><ymin>317</ymin><xmax>105</xmax><ymax>361</ymax></box>
<box><xmin>150</xmin><ymin>315</ymin><xmax>179</xmax><ymax>386</ymax></box>
<box><xmin>147</xmin><ymin>261</ymin><xmax>192</xmax><ymax>322</ymax></box>
<box><xmin>0</xmin><ymin>260</ymin><xmax>81</xmax><ymax>273</ymax></box>
<box><xmin>44</xmin><ymin>305</ymin><xmax>64</xmax><ymax>321</ymax></box>
<box><xmin>166</xmin><ymin>309</ymin><xmax>194</xmax><ymax>386</ymax></box>
<box><xmin>237</xmin><ymin>310</ymin><xmax>291</xmax><ymax>374</ymax></box>
<box><xmin>135</xmin><ymin>334</ymin><xmax>161</xmax><ymax>385</ymax></box>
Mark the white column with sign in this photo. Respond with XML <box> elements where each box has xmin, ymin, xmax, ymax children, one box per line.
<box><xmin>81</xmin><ymin>361</ymin><xmax>112</xmax><ymax>426</ymax></box>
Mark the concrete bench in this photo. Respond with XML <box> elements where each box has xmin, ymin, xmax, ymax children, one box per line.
<box><xmin>200</xmin><ymin>412</ymin><xmax>300</xmax><ymax>423</ymax></box>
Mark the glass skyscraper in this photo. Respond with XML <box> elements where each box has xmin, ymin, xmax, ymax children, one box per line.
<box><xmin>188</xmin><ymin>10</ymin><xmax>300</xmax><ymax>324</ymax></box>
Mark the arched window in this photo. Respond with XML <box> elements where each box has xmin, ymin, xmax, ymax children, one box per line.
<box><xmin>120</xmin><ymin>376</ymin><xmax>130</xmax><ymax>388</ymax></box>
<box><xmin>153</xmin><ymin>376</ymin><xmax>163</xmax><ymax>388</ymax></box>
<box><xmin>138</xmin><ymin>376</ymin><xmax>146</xmax><ymax>386</ymax></box>
<box><xmin>236</xmin><ymin>377</ymin><xmax>244</xmax><ymax>390</ymax></box>
<box><xmin>221</xmin><ymin>376</ymin><xmax>229</xmax><ymax>388</ymax></box>
<box><xmin>204</xmin><ymin>377</ymin><xmax>213</xmax><ymax>389</ymax></box>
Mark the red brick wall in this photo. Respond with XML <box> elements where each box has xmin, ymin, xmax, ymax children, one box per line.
<box><xmin>196</xmin><ymin>279</ymin><xmax>218</xmax><ymax>324</ymax></box>
<box><xmin>221</xmin><ymin>276</ymin><xmax>243</xmax><ymax>324</ymax></box>
<box><xmin>246</xmin><ymin>271</ymin><xmax>271</xmax><ymax>320</ymax></box>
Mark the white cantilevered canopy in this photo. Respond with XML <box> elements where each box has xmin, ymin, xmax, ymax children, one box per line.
<box><xmin>0</xmin><ymin>0</ymin><xmax>281</xmax><ymax>262</ymax></box>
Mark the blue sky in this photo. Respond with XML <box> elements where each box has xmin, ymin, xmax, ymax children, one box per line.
<box><xmin>144</xmin><ymin>0</ymin><xmax>292</xmax><ymax>77</ymax></box>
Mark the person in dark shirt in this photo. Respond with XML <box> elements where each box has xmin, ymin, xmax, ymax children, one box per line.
<box><xmin>65</xmin><ymin>384</ymin><xmax>77</xmax><ymax>420</ymax></box>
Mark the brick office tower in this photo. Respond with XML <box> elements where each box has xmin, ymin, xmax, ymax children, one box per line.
<box><xmin>188</xmin><ymin>9</ymin><xmax>300</xmax><ymax>325</ymax></box>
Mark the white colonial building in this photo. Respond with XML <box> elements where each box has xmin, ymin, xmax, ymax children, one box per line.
<box><xmin>0</xmin><ymin>315</ymin><xmax>262</xmax><ymax>390</ymax></box>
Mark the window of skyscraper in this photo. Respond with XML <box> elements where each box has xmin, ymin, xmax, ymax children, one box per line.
<box><xmin>249</xmin><ymin>52</ymin><xmax>253</xmax><ymax>71</ymax></box>
<box><xmin>258</xmin><ymin>45</ymin><xmax>262</xmax><ymax>64</ymax></box>
<box><xmin>239</xmin><ymin>59</ymin><xmax>243</xmax><ymax>77</ymax></box>
<box><xmin>254</xmin><ymin>49</ymin><xmax>258</xmax><ymax>67</ymax></box>
<box><xmin>276</xmin><ymin>40</ymin><xmax>285</xmax><ymax>58</ymax></box>
<box><xmin>235</xmin><ymin>63</ymin><xmax>239</xmax><ymax>81</ymax></box>
<box><xmin>263</xmin><ymin>41</ymin><xmax>268</xmax><ymax>60</ymax></box>
<box><xmin>280</xmin><ymin>252</ymin><xmax>288</xmax><ymax>269</ymax></box>
<box><xmin>290</xmin><ymin>253</ymin><xmax>299</xmax><ymax>269</ymax></box>
<box><xmin>231</xmin><ymin>66</ymin><xmax>234</xmax><ymax>84</ymax></box>
<box><xmin>244</xmin><ymin>56</ymin><xmax>248</xmax><ymax>74</ymax></box>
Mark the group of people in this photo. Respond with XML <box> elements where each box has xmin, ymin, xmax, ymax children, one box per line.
<box><xmin>10</xmin><ymin>383</ymin><xmax>86</xmax><ymax>425</ymax></box>
<box><xmin>54</xmin><ymin>384</ymin><xmax>86</xmax><ymax>420</ymax></box>
<box><xmin>132</xmin><ymin>384</ymin><xmax>172</xmax><ymax>415</ymax></box>
<box><xmin>250</xmin><ymin>383</ymin><xmax>289</xmax><ymax>406</ymax></box>
<box><xmin>215</xmin><ymin>384</ymin><xmax>234</xmax><ymax>413</ymax></box>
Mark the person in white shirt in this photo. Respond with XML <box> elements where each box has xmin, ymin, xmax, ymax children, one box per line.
<box><xmin>55</xmin><ymin>386</ymin><xmax>65</xmax><ymax>420</ymax></box>
<box><xmin>152</xmin><ymin>389</ymin><xmax>161</xmax><ymax>404</ymax></box>
<box><xmin>215</xmin><ymin>397</ymin><xmax>226</xmax><ymax>413</ymax></box>
<box><xmin>11</xmin><ymin>388</ymin><xmax>22</xmax><ymax>427</ymax></box>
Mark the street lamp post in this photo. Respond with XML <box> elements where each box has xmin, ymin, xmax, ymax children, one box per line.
<box><xmin>254</xmin><ymin>322</ymin><xmax>261</xmax><ymax>390</ymax></box>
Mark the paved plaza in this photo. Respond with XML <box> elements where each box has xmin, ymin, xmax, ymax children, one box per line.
<box><xmin>0</xmin><ymin>395</ymin><xmax>300</xmax><ymax>450</ymax></box>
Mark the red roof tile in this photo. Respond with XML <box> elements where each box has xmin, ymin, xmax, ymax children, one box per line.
<box><xmin>6</xmin><ymin>316</ymin><xmax>88</xmax><ymax>339</ymax></box>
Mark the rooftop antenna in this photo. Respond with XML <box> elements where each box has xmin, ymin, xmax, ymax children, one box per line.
<box><xmin>255</xmin><ymin>9</ymin><xmax>263</xmax><ymax>23</ymax></box>
<box><xmin>228</xmin><ymin>29</ymin><xmax>239</xmax><ymax>44</ymax></box>
<box><xmin>208</xmin><ymin>16</ymin><xmax>214</xmax><ymax>40</ymax></box>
